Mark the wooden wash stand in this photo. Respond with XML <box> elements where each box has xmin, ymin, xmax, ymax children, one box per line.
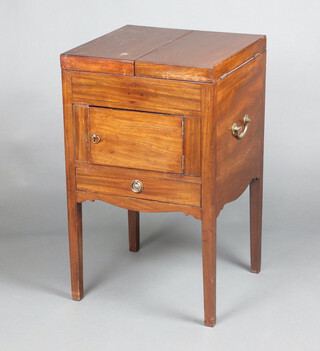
<box><xmin>61</xmin><ymin>25</ymin><xmax>266</xmax><ymax>327</ymax></box>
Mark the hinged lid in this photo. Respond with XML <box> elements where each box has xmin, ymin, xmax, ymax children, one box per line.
<box><xmin>61</xmin><ymin>25</ymin><xmax>266</xmax><ymax>82</ymax></box>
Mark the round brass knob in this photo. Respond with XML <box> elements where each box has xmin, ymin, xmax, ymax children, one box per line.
<box><xmin>91</xmin><ymin>134</ymin><xmax>101</xmax><ymax>144</ymax></box>
<box><xmin>131</xmin><ymin>180</ymin><xmax>143</xmax><ymax>193</ymax></box>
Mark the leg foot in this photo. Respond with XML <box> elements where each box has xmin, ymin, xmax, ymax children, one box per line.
<box><xmin>204</xmin><ymin>319</ymin><xmax>216</xmax><ymax>327</ymax></box>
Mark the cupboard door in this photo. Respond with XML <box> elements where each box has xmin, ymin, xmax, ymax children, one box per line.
<box><xmin>89</xmin><ymin>107</ymin><xmax>184</xmax><ymax>173</ymax></box>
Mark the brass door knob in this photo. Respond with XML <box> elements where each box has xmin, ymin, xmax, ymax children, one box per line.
<box><xmin>231</xmin><ymin>114</ymin><xmax>251</xmax><ymax>139</ymax></box>
<box><xmin>131</xmin><ymin>180</ymin><xmax>143</xmax><ymax>193</ymax></box>
<box><xmin>91</xmin><ymin>134</ymin><xmax>101</xmax><ymax>144</ymax></box>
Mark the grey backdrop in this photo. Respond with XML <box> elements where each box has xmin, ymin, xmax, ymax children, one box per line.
<box><xmin>1</xmin><ymin>0</ymin><xmax>319</xmax><ymax>350</ymax></box>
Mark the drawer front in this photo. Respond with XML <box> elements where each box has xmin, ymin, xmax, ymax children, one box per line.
<box><xmin>71</xmin><ymin>71</ymin><xmax>201</xmax><ymax>117</ymax></box>
<box><xmin>76</xmin><ymin>167</ymin><xmax>201</xmax><ymax>207</ymax></box>
<box><xmin>89</xmin><ymin>107</ymin><xmax>183</xmax><ymax>173</ymax></box>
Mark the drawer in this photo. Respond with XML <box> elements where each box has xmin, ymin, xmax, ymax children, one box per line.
<box><xmin>76</xmin><ymin>166</ymin><xmax>201</xmax><ymax>207</ymax></box>
<box><xmin>71</xmin><ymin>71</ymin><xmax>201</xmax><ymax>117</ymax></box>
<box><xmin>73</xmin><ymin>105</ymin><xmax>201</xmax><ymax>176</ymax></box>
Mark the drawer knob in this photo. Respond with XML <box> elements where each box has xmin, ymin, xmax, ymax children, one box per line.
<box><xmin>91</xmin><ymin>134</ymin><xmax>101</xmax><ymax>144</ymax></box>
<box><xmin>131</xmin><ymin>180</ymin><xmax>143</xmax><ymax>193</ymax></box>
<box><xmin>231</xmin><ymin>114</ymin><xmax>251</xmax><ymax>139</ymax></box>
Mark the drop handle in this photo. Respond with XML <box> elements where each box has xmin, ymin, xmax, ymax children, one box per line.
<box><xmin>231</xmin><ymin>114</ymin><xmax>251</xmax><ymax>139</ymax></box>
<box><xmin>91</xmin><ymin>134</ymin><xmax>101</xmax><ymax>144</ymax></box>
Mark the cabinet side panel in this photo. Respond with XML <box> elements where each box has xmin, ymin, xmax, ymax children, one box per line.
<box><xmin>215</xmin><ymin>53</ymin><xmax>266</xmax><ymax>212</ymax></box>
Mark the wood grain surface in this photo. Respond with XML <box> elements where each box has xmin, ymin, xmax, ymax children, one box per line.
<box><xmin>61</xmin><ymin>26</ymin><xmax>266</xmax><ymax>327</ymax></box>
<box><xmin>61</xmin><ymin>56</ymin><xmax>134</xmax><ymax>76</ymax></box>
<box><xmin>216</xmin><ymin>53</ymin><xmax>266</xmax><ymax>213</ymax></box>
<box><xmin>76</xmin><ymin>167</ymin><xmax>201</xmax><ymax>207</ymax></box>
<box><xmin>62</xmin><ymin>70</ymin><xmax>84</xmax><ymax>301</ymax></box>
<box><xmin>200</xmin><ymin>84</ymin><xmax>217</xmax><ymax>327</ymax></box>
<box><xmin>73</xmin><ymin>104</ymin><xmax>89</xmax><ymax>162</ymax></box>
<box><xmin>61</xmin><ymin>25</ymin><xmax>265</xmax><ymax>82</ymax></box>
<box><xmin>61</xmin><ymin>25</ymin><xmax>191</xmax><ymax>75</ymax></box>
<box><xmin>74</xmin><ymin>162</ymin><xmax>201</xmax><ymax>184</ymax></box>
<box><xmin>136</xmin><ymin>31</ymin><xmax>265</xmax><ymax>81</ymax></box>
<box><xmin>76</xmin><ymin>190</ymin><xmax>202</xmax><ymax>220</ymax></box>
<box><xmin>71</xmin><ymin>71</ymin><xmax>201</xmax><ymax>117</ymax></box>
<box><xmin>89</xmin><ymin>107</ymin><xmax>184</xmax><ymax>173</ymax></box>
<box><xmin>183</xmin><ymin>117</ymin><xmax>201</xmax><ymax>176</ymax></box>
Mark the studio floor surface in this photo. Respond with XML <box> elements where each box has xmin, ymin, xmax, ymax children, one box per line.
<box><xmin>0</xmin><ymin>192</ymin><xmax>319</xmax><ymax>351</ymax></box>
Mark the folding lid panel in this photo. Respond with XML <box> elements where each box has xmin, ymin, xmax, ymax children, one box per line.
<box><xmin>61</xmin><ymin>25</ymin><xmax>266</xmax><ymax>82</ymax></box>
<box><xmin>60</xmin><ymin>25</ymin><xmax>191</xmax><ymax>76</ymax></box>
<box><xmin>135</xmin><ymin>30</ymin><xmax>266</xmax><ymax>82</ymax></box>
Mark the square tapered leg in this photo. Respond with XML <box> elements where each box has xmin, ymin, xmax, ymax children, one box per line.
<box><xmin>250</xmin><ymin>178</ymin><xmax>263</xmax><ymax>274</ymax></box>
<box><xmin>128</xmin><ymin>210</ymin><xmax>140</xmax><ymax>252</ymax></box>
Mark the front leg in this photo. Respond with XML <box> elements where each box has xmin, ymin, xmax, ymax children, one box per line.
<box><xmin>67</xmin><ymin>199</ymin><xmax>83</xmax><ymax>300</ymax></box>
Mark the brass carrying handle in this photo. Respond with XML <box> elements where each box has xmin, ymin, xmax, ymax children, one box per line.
<box><xmin>231</xmin><ymin>114</ymin><xmax>251</xmax><ymax>139</ymax></box>
<box><xmin>91</xmin><ymin>134</ymin><xmax>101</xmax><ymax>144</ymax></box>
